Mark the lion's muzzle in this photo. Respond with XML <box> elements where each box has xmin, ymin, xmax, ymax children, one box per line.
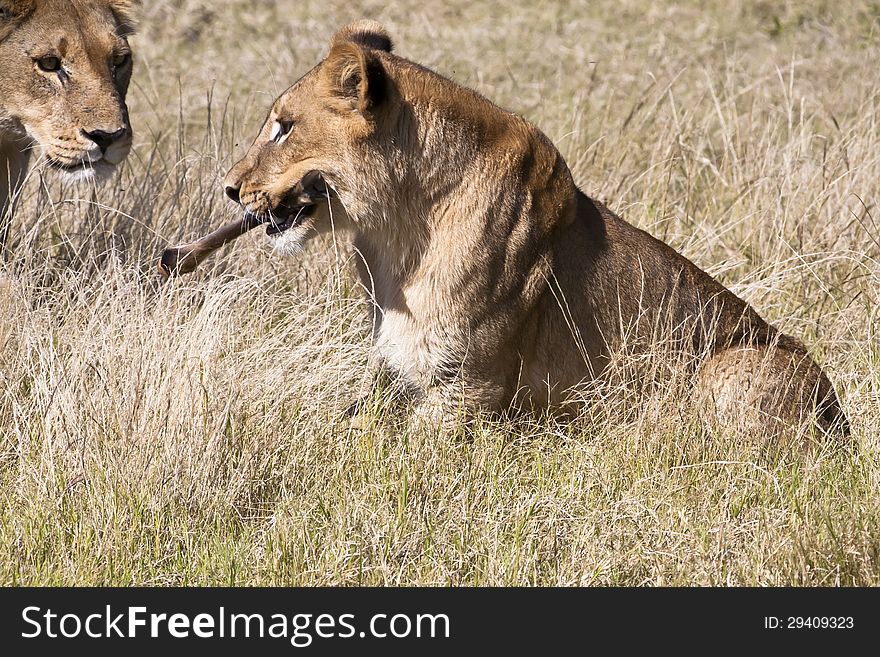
<box><xmin>231</xmin><ymin>170</ymin><xmax>328</xmax><ymax>236</ymax></box>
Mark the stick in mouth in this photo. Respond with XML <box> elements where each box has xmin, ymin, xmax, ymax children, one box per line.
<box><xmin>158</xmin><ymin>171</ymin><xmax>327</xmax><ymax>278</ymax></box>
<box><xmin>158</xmin><ymin>214</ymin><xmax>264</xmax><ymax>277</ymax></box>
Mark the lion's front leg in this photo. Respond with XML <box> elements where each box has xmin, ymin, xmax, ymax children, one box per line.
<box><xmin>345</xmin><ymin>358</ymin><xmax>416</xmax><ymax>430</ymax></box>
<box><xmin>408</xmin><ymin>387</ymin><xmax>462</xmax><ymax>434</ymax></box>
<box><xmin>408</xmin><ymin>378</ymin><xmax>508</xmax><ymax>434</ymax></box>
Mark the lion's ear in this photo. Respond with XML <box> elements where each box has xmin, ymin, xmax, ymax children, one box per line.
<box><xmin>322</xmin><ymin>40</ymin><xmax>387</xmax><ymax>115</ymax></box>
<box><xmin>331</xmin><ymin>20</ymin><xmax>393</xmax><ymax>53</ymax></box>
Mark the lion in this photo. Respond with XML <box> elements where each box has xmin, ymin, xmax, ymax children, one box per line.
<box><xmin>0</xmin><ymin>0</ymin><xmax>136</xmax><ymax>245</ymax></box>
<box><xmin>222</xmin><ymin>21</ymin><xmax>848</xmax><ymax>439</ymax></box>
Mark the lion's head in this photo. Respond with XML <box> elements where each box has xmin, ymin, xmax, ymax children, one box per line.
<box><xmin>223</xmin><ymin>21</ymin><xmax>406</xmax><ymax>256</ymax></box>
<box><xmin>0</xmin><ymin>0</ymin><xmax>135</xmax><ymax>181</ymax></box>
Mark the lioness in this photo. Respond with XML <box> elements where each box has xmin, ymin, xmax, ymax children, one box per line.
<box><xmin>223</xmin><ymin>21</ymin><xmax>847</xmax><ymax>438</ymax></box>
<box><xmin>0</xmin><ymin>0</ymin><xmax>135</xmax><ymax>245</ymax></box>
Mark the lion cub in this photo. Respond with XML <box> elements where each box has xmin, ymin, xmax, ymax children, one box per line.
<box><xmin>223</xmin><ymin>21</ymin><xmax>847</xmax><ymax>438</ymax></box>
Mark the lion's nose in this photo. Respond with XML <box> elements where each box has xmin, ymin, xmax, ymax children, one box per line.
<box><xmin>82</xmin><ymin>128</ymin><xmax>127</xmax><ymax>154</ymax></box>
<box><xmin>225</xmin><ymin>184</ymin><xmax>241</xmax><ymax>204</ymax></box>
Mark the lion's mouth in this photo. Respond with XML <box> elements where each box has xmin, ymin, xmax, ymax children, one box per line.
<box><xmin>46</xmin><ymin>156</ymin><xmax>117</xmax><ymax>176</ymax></box>
<box><xmin>46</xmin><ymin>158</ymin><xmax>95</xmax><ymax>173</ymax></box>
<box><xmin>264</xmin><ymin>204</ymin><xmax>319</xmax><ymax>235</ymax></box>
<box><xmin>255</xmin><ymin>170</ymin><xmax>328</xmax><ymax>236</ymax></box>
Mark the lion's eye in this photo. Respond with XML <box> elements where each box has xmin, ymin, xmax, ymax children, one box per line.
<box><xmin>270</xmin><ymin>120</ymin><xmax>293</xmax><ymax>145</ymax></box>
<box><xmin>112</xmin><ymin>52</ymin><xmax>131</xmax><ymax>69</ymax></box>
<box><xmin>36</xmin><ymin>56</ymin><xmax>62</xmax><ymax>73</ymax></box>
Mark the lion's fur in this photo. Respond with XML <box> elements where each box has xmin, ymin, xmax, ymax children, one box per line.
<box><xmin>224</xmin><ymin>21</ymin><xmax>848</xmax><ymax>439</ymax></box>
<box><xmin>0</xmin><ymin>0</ymin><xmax>136</xmax><ymax>244</ymax></box>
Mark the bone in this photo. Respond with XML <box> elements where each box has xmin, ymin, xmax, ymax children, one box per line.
<box><xmin>158</xmin><ymin>172</ymin><xmax>327</xmax><ymax>278</ymax></box>
<box><xmin>158</xmin><ymin>214</ymin><xmax>263</xmax><ymax>278</ymax></box>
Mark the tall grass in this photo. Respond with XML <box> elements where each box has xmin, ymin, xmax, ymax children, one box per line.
<box><xmin>0</xmin><ymin>0</ymin><xmax>878</xmax><ymax>585</ymax></box>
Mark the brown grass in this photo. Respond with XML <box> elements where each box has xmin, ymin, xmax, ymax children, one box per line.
<box><xmin>0</xmin><ymin>0</ymin><xmax>878</xmax><ymax>585</ymax></box>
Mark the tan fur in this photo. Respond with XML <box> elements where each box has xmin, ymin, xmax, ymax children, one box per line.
<box><xmin>224</xmin><ymin>21</ymin><xmax>848</xmax><ymax>439</ymax></box>
<box><xmin>0</xmin><ymin>0</ymin><xmax>135</xmax><ymax>245</ymax></box>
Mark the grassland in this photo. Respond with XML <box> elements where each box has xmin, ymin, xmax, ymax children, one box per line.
<box><xmin>1</xmin><ymin>0</ymin><xmax>878</xmax><ymax>585</ymax></box>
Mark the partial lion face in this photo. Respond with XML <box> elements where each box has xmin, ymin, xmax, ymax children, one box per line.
<box><xmin>0</xmin><ymin>0</ymin><xmax>135</xmax><ymax>181</ymax></box>
<box><xmin>223</xmin><ymin>21</ymin><xmax>395</xmax><ymax>255</ymax></box>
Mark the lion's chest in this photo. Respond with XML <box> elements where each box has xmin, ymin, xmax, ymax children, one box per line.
<box><xmin>374</xmin><ymin>301</ymin><xmax>449</xmax><ymax>391</ymax></box>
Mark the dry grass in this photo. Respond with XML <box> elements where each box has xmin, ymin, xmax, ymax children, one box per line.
<box><xmin>1</xmin><ymin>0</ymin><xmax>879</xmax><ymax>585</ymax></box>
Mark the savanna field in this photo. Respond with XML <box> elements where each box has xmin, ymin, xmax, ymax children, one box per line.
<box><xmin>1</xmin><ymin>0</ymin><xmax>879</xmax><ymax>585</ymax></box>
